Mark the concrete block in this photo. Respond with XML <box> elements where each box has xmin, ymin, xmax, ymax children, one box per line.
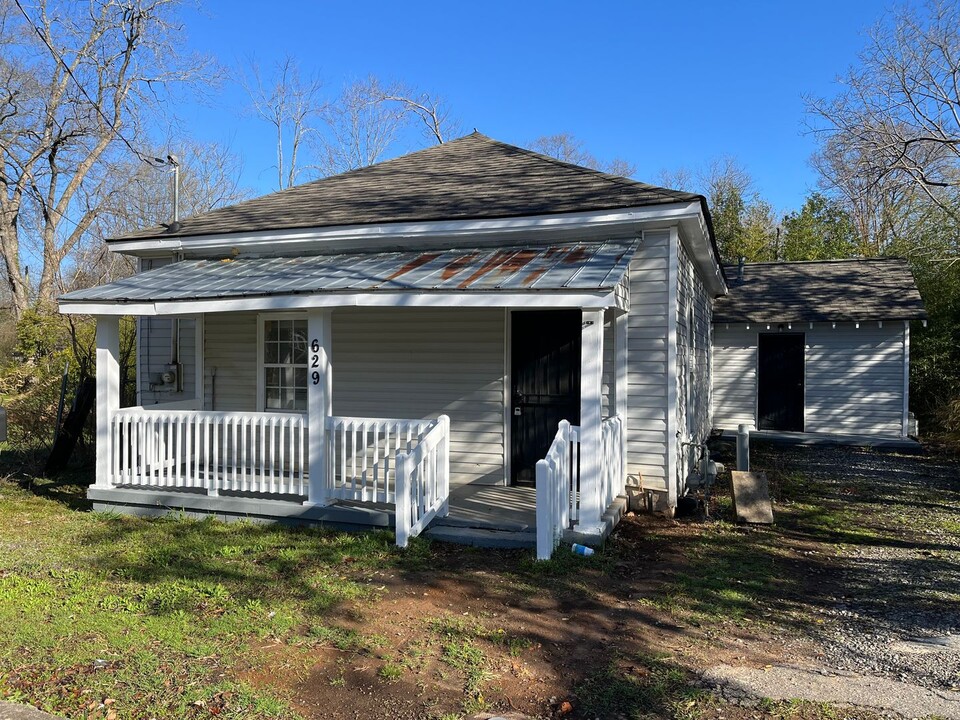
<box><xmin>731</xmin><ymin>471</ymin><xmax>774</xmax><ymax>524</ymax></box>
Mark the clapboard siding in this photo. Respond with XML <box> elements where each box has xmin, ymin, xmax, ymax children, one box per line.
<box><xmin>203</xmin><ymin>312</ymin><xmax>258</xmax><ymax>411</ymax></box>
<box><xmin>199</xmin><ymin>308</ymin><xmax>506</xmax><ymax>486</ymax></box>
<box><xmin>712</xmin><ymin>326</ymin><xmax>757</xmax><ymax>429</ymax></box>
<box><xmin>805</xmin><ymin>323</ymin><xmax>904</xmax><ymax>436</ymax></box>
<box><xmin>626</xmin><ymin>230</ymin><xmax>670</xmax><ymax>489</ymax></box>
<box><xmin>138</xmin><ymin>257</ymin><xmax>198</xmax><ymax>406</ymax></box>
<box><xmin>676</xmin><ymin>238</ymin><xmax>713</xmax><ymax>491</ymax></box>
<box><xmin>333</xmin><ymin>308</ymin><xmax>505</xmax><ymax>486</ymax></box>
<box><xmin>712</xmin><ymin>322</ymin><xmax>907</xmax><ymax>437</ymax></box>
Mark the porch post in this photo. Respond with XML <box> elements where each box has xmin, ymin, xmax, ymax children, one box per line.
<box><xmin>95</xmin><ymin>315</ymin><xmax>120</xmax><ymax>489</ymax></box>
<box><xmin>613</xmin><ymin>310</ymin><xmax>628</xmax><ymax>485</ymax></box>
<box><xmin>577</xmin><ymin>308</ymin><xmax>605</xmax><ymax>532</ymax></box>
<box><xmin>306</xmin><ymin>309</ymin><xmax>333</xmax><ymax>505</ymax></box>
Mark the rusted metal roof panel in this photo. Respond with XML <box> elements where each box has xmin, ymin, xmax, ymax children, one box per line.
<box><xmin>60</xmin><ymin>239</ymin><xmax>639</xmax><ymax>305</ymax></box>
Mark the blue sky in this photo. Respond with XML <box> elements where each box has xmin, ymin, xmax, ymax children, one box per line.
<box><xmin>176</xmin><ymin>1</ymin><xmax>884</xmax><ymax>215</ymax></box>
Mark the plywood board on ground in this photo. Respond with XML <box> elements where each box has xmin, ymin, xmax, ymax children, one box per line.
<box><xmin>731</xmin><ymin>471</ymin><xmax>774</xmax><ymax>524</ymax></box>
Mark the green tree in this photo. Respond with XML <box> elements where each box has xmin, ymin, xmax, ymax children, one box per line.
<box><xmin>781</xmin><ymin>193</ymin><xmax>860</xmax><ymax>260</ymax></box>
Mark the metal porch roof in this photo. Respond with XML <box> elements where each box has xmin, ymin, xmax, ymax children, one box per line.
<box><xmin>60</xmin><ymin>239</ymin><xmax>638</xmax><ymax>306</ymax></box>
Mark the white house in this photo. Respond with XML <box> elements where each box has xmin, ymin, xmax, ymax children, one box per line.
<box><xmin>712</xmin><ymin>259</ymin><xmax>925</xmax><ymax>439</ymax></box>
<box><xmin>58</xmin><ymin>133</ymin><xmax>727</xmax><ymax>557</ymax></box>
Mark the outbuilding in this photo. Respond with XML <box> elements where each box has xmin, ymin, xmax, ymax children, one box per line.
<box><xmin>712</xmin><ymin>259</ymin><xmax>926</xmax><ymax>439</ymax></box>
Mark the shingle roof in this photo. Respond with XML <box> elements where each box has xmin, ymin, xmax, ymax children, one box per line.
<box><xmin>713</xmin><ymin>259</ymin><xmax>926</xmax><ymax>323</ymax></box>
<box><xmin>114</xmin><ymin>132</ymin><xmax>701</xmax><ymax>242</ymax></box>
<box><xmin>60</xmin><ymin>239</ymin><xmax>636</xmax><ymax>305</ymax></box>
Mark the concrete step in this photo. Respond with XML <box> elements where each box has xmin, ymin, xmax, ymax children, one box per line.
<box><xmin>423</xmin><ymin>524</ymin><xmax>536</xmax><ymax>549</ymax></box>
<box><xmin>429</xmin><ymin>515</ymin><xmax>534</xmax><ymax>533</ymax></box>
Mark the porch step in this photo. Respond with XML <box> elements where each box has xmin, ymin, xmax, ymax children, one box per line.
<box><xmin>423</xmin><ymin>519</ymin><xmax>536</xmax><ymax>550</ymax></box>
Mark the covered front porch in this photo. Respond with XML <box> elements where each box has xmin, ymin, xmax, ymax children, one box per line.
<box><xmin>66</xmin><ymin>242</ymin><xmax>635</xmax><ymax>558</ymax></box>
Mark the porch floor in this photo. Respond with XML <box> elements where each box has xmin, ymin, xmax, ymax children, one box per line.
<box><xmin>447</xmin><ymin>484</ymin><xmax>536</xmax><ymax>529</ymax></box>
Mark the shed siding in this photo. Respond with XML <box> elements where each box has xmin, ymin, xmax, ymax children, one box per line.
<box><xmin>805</xmin><ymin>323</ymin><xmax>905</xmax><ymax>436</ymax></box>
<box><xmin>711</xmin><ymin>326</ymin><xmax>757</xmax><ymax>429</ymax></box>
<box><xmin>626</xmin><ymin>230</ymin><xmax>670</xmax><ymax>491</ymax></box>
<box><xmin>197</xmin><ymin>308</ymin><xmax>505</xmax><ymax>487</ymax></box>
<box><xmin>712</xmin><ymin>322</ymin><xmax>906</xmax><ymax>437</ymax></box>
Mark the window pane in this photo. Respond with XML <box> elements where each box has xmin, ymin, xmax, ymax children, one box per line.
<box><xmin>265</xmin><ymin>388</ymin><xmax>282</xmax><ymax>409</ymax></box>
<box><xmin>265</xmin><ymin>342</ymin><xmax>279</xmax><ymax>364</ymax></box>
<box><xmin>292</xmin><ymin>330</ymin><xmax>307</xmax><ymax>364</ymax></box>
<box><xmin>279</xmin><ymin>320</ymin><xmax>292</xmax><ymax>342</ymax></box>
<box><xmin>266</xmin><ymin>321</ymin><xmax>280</xmax><ymax>342</ymax></box>
<box><xmin>294</xmin><ymin>389</ymin><xmax>307</xmax><ymax>411</ymax></box>
<box><xmin>295</xmin><ymin>367</ymin><xmax>307</xmax><ymax>389</ymax></box>
<box><xmin>265</xmin><ymin>367</ymin><xmax>280</xmax><ymax>387</ymax></box>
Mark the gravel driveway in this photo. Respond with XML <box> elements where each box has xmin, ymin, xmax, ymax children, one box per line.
<box><xmin>759</xmin><ymin>444</ymin><xmax>960</xmax><ymax>691</ymax></box>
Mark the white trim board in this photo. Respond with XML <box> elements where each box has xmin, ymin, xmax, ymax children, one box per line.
<box><xmin>62</xmin><ymin>290</ymin><xmax>619</xmax><ymax>316</ymax></box>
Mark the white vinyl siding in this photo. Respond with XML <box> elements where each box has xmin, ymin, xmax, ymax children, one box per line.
<box><xmin>676</xmin><ymin>238</ymin><xmax>713</xmax><ymax>489</ymax></box>
<box><xmin>711</xmin><ymin>326</ymin><xmax>757</xmax><ymax>429</ymax></box>
<box><xmin>626</xmin><ymin>230</ymin><xmax>670</xmax><ymax>491</ymax></box>
<box><xmin>198</xmin><ymin>308</ymin><xmax>506</xmax><ymax>487</ymax></box>
<box><xmin>712</xmin><ymin>322</ymin><xmax>907</xmax><ymax>438</ymax></box>
<box><xmin>138</xmin><ymin>257</ymin><xmax>198</xmax><ymax>406</ymax></box>
<box><xmin>333</xmin><ymin>308</ymin><xmax>505</xmax><ymax>487</ymax></box>
<box><xmin>805</xmin><ymin>323</ymin><xmax>905</xmax><ymax>436</ymax></box>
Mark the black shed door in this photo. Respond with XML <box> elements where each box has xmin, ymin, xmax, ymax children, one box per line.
<box><xmin>510</xmin><ymin>310</ymin><xmax>581</xmax><ymax>485</ymax></box>
<box><xmin>757</xmin><ymin>333</ymin><xmax>805</xmax><ymax>432</ymax></box>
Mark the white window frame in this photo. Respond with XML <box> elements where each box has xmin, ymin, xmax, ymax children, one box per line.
<box><xmin>256</xmin><ymin>312</ymin><xmax>309</xmax><ymax>413</ymax></box>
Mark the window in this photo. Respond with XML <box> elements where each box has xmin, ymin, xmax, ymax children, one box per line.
<box><xmin>261</xmin><ymin>317</ymin><xmax>308</xmax><ymax>412</ymax></box>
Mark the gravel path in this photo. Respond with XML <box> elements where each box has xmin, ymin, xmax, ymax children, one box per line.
<box><xmin>766</xmin><ymin>445</ymin><xmax>960</xmax><ymax>691</ymax></box>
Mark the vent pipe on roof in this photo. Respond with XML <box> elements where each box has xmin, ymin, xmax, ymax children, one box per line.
<box><xmin>737</xmin><ymin>257</ymin><xmax>745</xmax><ymax>283</ymax></box>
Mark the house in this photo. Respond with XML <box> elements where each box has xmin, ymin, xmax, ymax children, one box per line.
<box><xmin>58</xmin><ymin>132</ymin><xmax>726</xmax><ymax>557</ymax></box>
<box><xmin>712</xmin><ymin>259</ymin><xmax>926</xmax><ymax>439</ymax></box>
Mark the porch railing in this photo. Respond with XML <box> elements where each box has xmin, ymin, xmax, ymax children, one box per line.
<box><xmin>325</xmin><ymin>416</ymin><xmax>433</xmax><ymax>503</ymax></box>
<box><xmin>535</xmin><ymin>414</ymin><xmax>625</xmax><ymax>560</ymax></box>
<box><xmin>535</xmin><ymin>420</ymin><xmax>576</xmax><ymax>560</ymax></box>
<box><xmin>110</xmin><ymin>408</ymin><xmax>307</xmax><ymax>496</ymax></box>
<box><xmin>395</xmin><ymin>415</ymin><xmax>451</xmax><ymax>547</ymax></box>
<box><xmin>600</xmin><ymin>415</ymin><xmax>625</xmax><ymax>510</ymax></box>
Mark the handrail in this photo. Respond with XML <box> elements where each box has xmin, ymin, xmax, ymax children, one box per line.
<box><xmin>395</xmin><ymin>415</ymin><xmax>450</xmax><ymax>548</ymax></box>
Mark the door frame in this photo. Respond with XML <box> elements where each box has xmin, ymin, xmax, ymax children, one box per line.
<box><xmin>505</xmin><ymin>308</ymin><xmax>584</xmax><ymax>487</ymax></box>
<box><xmin>756</xmin><ymin>332</ymin><xmax>806</xmax><ymax>432</ymax></box>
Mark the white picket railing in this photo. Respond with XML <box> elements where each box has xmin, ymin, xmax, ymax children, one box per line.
<box><xmin>110</xmin><ymin>409</ymin><xmax>307</xmax><ymax>496</ymax></box>
<box><xmin>325</xmin><ymin>416</ymin><xmax>434</xmax><ymax>503</ymax></box>
<box><xmin>600</xmin><ymin>415</ymin><xmax>625</xmax><ymax>511</ymax></box>
<box><xmin>395</xmin><ymin>415</ymin><xmax>450</xmax><ymax>547</ymax></box>
<box><xmin>535</xmin><ymin>415</ymin><xmax>625</xmax><ymax>560</ymax></box>
<box><xmin>535</xmin><ymin>420</ymin><xmax>576</xmax><ymax>560</ymax></box>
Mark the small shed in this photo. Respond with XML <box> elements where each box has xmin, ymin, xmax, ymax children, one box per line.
<box><xmin>712</xmin><ymin>259</ymin><xmax>926</xmax><ymax>439</ymax></box>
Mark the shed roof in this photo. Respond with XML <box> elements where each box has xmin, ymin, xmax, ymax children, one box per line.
<box><xmin>713</xmin><ymin>259</ymin><xmax>926</xmax><ymax>323</ymax></box>
<box><xmin>60</xmin><ymin>239</ymin><xmax>637</xmax><ymax>307</ymax></box>
<box><xmin>115</xmin><ymin>132</ymin><xmax>701</xmax><ymax>242</ymax></box>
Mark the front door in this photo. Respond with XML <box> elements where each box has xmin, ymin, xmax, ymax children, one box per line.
<box><xmin>510</xmin><ymin>310</ymin><xmax>581</xmax><ymax>485</ymax></box>
<box><xmin>757</xmin><ymin>333</ymin><xmax>805</xmax><ymax>432</ymax></box>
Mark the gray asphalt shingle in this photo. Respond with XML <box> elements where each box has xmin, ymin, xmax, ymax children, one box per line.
<box><xmin>114</xmin><ymin>132</ymin><xmax>701</xmax><ymax>242</ymax></box>
<box><xmin>713</xmin><ymin>259</ymin><xmax>926</xmax><ymax>323</ymax></box>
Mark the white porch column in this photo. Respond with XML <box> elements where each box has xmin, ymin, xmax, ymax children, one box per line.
<box><xmin>95</xmin><ymin>315</ymin><xmax>120</xmax><ymax>489</ymax></box>
<box><xmin>577</xmin><ymin>308</ymin><xmax>605</xmax><ymax>532</ymax></box>
<box><xmin>613</xmin><ymin>310</ymin><xmax>628</xmax><ymax>484</ymax></box>
<box><xmin>306</xmin><ymin>308</ymin><xmax>333</xmax><ymax>505</ymax></box>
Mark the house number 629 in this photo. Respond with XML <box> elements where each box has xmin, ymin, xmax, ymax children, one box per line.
<box><xmin>310</xmin><ymin>339</ymin><xmax>321</xmax><ymax>385</ymax></box>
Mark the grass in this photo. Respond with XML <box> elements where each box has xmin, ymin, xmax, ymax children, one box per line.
<box><xmin>0</xmin><ymin>476</ymin><xmax>423</xmax><ymax>719</ymax></box>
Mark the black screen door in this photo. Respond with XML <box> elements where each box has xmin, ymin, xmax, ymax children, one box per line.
<box><xmin>757</xmin><ymin>333</ymin><xmax>805</xmax><ymax>432</ymax></box>
<box><xmin>510</xmin><ymin>310</ymin><xmax>581</xmax><ymax>485</ymax></box>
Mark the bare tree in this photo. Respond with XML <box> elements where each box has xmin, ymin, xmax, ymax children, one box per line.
<box><xmin>528</xmin><ymin>132</ymin><xmax>637</xmax><ymax>176</ymax></box>
<box><xmin>0</xmin><ymin>0</ymin><xmax>212</xmax><ymax>318</ymax></box>
<box><xmin>314</xmin><ymin>76</ymin><xmax>455</xmax><ymax>176</ymax></box>
<box><xmin>242</xmin><ymin>56</ymin><xmax>323</xmax><ymax>190</ymax></box>
<box><xmin>66</xmin><ymin>139</ymin><xmax>249</xmax><ymax>292</ymax></box>
<box><xmin>807</xmin><ymin>0</ymin><xmax>960</xmax><ymax>229</ymax></box>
